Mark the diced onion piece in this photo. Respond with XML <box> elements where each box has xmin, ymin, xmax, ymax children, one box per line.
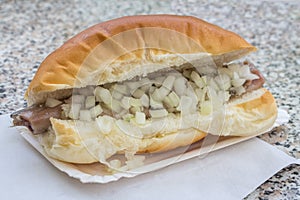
<box><xmin>233</xmin><ymin>72</ymin><xmax>239</xmax><ymax>80</ymax></box>
<box><xmin>140</xmin><ymin>94</ymin><xmax>149</xmax><ymax>108</ymax></box>
<box><xmin>214</xmin><ymin>74</ymin><xmax>231</xmax><ymax>90</ymax></box>
<box><xmin>201</xmin><ymin>76</ymin><xmax>208</xmax><ymax>84</ymax></box>
<box><xmin>150</xmin><ymin>96</ymin><xmax>164</xmax><ymax>109</ymax></box>
<box><xmin>228</xmin><ymin>63</ymin><xmax>240</xmax><ymax>72</ymax></box>
<box><xmin>163</xmin><ymin>96</ymin><xmax>173</xmax><ymax>108</ymax></box>
<box><xmin>162</xmin><ymin>75</ymin><xmax>176</xmax><ymax>90</ymax></box>
<box><xmin>184</xmin><ymin>87</ymin><xmax>198</xmax><ymax>112</ymax></box>
<box><xmin>89</xmin><ymin>105</ymin><xmax>103</xmax><ymax>118</ymax></box>
<box><xmin>121</xmin><ymin>96</ymin><xmax>131</xmax><ymax>110</ymax></box>
<box><xmin>130</xmin><ymin>98</ymin><xmax>142</xmax><ymax>107</ymax></box>
<box><xmin>167</xmin><ymin>107</ymin><xmax>176</xmax><ymax>113</ymax></box>
<box><xmin>177</xmin><ymin>96</ymin><xmax>192</xmax><ymax>116</ymax></box>
<box><xmin>173</xmin><ymin>77</ymin><xmax>186</xmax><ymax>96</ymax></box>
<box><xmin>238</xmin><ymin>64</ymin><xmax>259</xmax><ymax>80</ymax></box>
<box><xmin>167</xmin><ymin>91</ymin><xmax>180</xmax><ymax>107</ymax></box>
<box><xmin>109</xmin><ymin>159</ymin><xmax>121</xmax><ymax>169</ymax></box>
<box><xmin>149</xmin><ymin>109</ymin><xmax>168</xmax><ymax>118</ymax></box>
<box><xmin>197</xmin><ymin>65</ymin><xmax>217</xmax><ymax>75</ymax></box>
<box><xmin>208</xmin><ymin>78</ymin><xmax>219</xmax><ymax>91</ymax></box>
<box><xmin>125</xmin><ymin>81</ymin><xmax>139</xmax><ymax>91</ymax></box>
<box><xmin>218</xmin><ymin>67</ymin><xmax>233</xmax><ymax>78</ymax></box>
<box><xmin>154</xmin><ymin>76</ymin><xmax>165</xmax><ymax>87</ymax></box>
<box><xmin>135</xmin><ymin>111</ymin><xmax>146</xmax><ymax>125</ymax></box>
<box><xmin>113</xmin><ymin>84</ymin><xmax>128</xmax><ymax>95</ymax></box>
<box><xmin>129</xmin><ymin>106</ymin><xmax>141</xmax><ymax>114</ymax></box>
<box><xmin>232</xmin><ymin>78</ymin><xmax>246</xmax><ymax>87</ymax></box>
<box><xmin>112</xmin><ymin>91</ymin><xmax>123</xmax><ymax>100</ymax></box>
<box><xmin>191</xmin><ymin>71</ymin><xmax>205</xmax><ymax>88</ymax></box>
<box><xmin>132</xmin><ymin>89</ymin><xmax>145</xmax><ymax>99</ymax></box>
<box><xmin>85</xmin><ymin>96</ymin><xmax>95</xmax><ymax>109</ymax></box>
<box><xmin>140</xmin><ymin>84</ymin><xmax>151</xmax><ymax>92</ymax></box>
<box><xmin>68</xmin><ymin>103</ymin><xmax>81</xmax><ymax>119</ymax></box>
<box><xmin>218</xmin><ymin>90</ymin><xmax>231</xmax><ymax>102</ymax></box>
<box><xmin>94</xmin><ymin>87</ymin><xmax>112</xmax><ymax>105</ymax></box>
<box><xmin>234</xmin><ymin>86</ymin><xmax>246</xmax><ymax>95</ymax></box>
<box><xmin>151</xmin><ymin>87</ymin><xmax>169</xmax><ymax>102</ymax></box>
<box><xmin>207</xmin><ymin>86</ymin><xmax>222</xmax><ymax>110</ymax></box>
<box><xmin>200</xmin><ymin>100</ymin><xmax>212</xmax><ymax>115</ymax></box>
<box><xmin>149</xmin><ymin>86</ymin><xmax>156</xmax><ymax>94</ymax></box>
<box><xmin>195</xmin><ymin>87</ymin><xmax>207</xmax><ymax>103</ymax></box>
<box><xmin>110</xmin><ymin>99</ymin><xmax>123</xmax><ymax>113</ymax></box>
<box><xmin>96</xmin><ymin>116</ymin><xmax>114</xmax><ymax>134</ymax></box>
<box><xmin>245</xmin><ymin>73</ymin><xmax>259</xmax><ymax>80</ymax></box>
<box><xmin>45</xmin><ymin>98</ymin><xmax>62</xmax><ymax>108</ymax></box>
<box><xmin>71</xmin><ymin>95</ymin><xmax>85</xmax><ymax>104</ymax></box>
<box><xmin>79</xmin><ymin>110</ymin><xmax>92</xmax><ymax>121</ymax></box>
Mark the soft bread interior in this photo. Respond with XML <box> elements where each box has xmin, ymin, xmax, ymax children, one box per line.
<box><xmin>39</xmin><ymin>88</ymin><xmax>276</xmax><ymax>164</ymax></box>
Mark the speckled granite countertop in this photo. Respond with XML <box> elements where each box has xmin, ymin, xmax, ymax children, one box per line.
<box><xmin>0</xmin><ymin>0</ymin><xmax>299</xmax><ymax>199</ymax></box>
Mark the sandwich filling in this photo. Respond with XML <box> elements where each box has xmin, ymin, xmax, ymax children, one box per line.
<box><xmin>11</xmin><ymin>61</ymin><xmax>264</xmax><ymax>135</ymax></box>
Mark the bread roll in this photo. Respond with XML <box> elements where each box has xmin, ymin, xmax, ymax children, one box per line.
<box><xmin>15</xmin><ymin>15</ymin><xmax>277</xmax><ymax>165</ymax></box>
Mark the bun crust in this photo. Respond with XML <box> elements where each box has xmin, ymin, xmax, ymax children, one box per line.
<box><xmin>40</xmin><ymin>88</ymin><xmax>276</xmax><ymax>164</ymax></box>
<box><xmin>26</xmin><ymin>15</ymin><xmax>256</xmax><ymax>105</ymax></box>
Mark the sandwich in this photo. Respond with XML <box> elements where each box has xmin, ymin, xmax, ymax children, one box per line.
<box><xmin>11</xmin><ymin>15</ymin><xmax>277</xmax><ymax>170</ymax></box>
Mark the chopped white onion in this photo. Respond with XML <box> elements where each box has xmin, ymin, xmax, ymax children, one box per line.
<box><xmin>110</xmin><ymin>99</ymin><xmax>123</xmax><ymax>113</ymax></box>
<box><xmin>149</xmin><ymin>109</ymin><xmax>168</xmax><ymax>118</ymax></box>
<box><xmin>79</xmin><ymin>110</ymin><xmax>92</xmax><ymax>121</ymax></box>
<box><xmin>135</xmin><ymin>111</ymin><xmax>146</xmax><ymax>125</ymax></box>
<box><xmin>112</xmin><ymin>91</ymin><xmax>123</xmax><ymax>100</ymax></box>
<box><xmin>167</xmin><ymin>91</ymin><xmax>180</xmax><ymax>107</ymax></box>
<box><xmin>149</xmin><ymin>96</ymin><xmax>164</xmax><ymax>109</ymax></box>
<box><xmin>232</xmin><ymin>78</ymin><xmax>246</xmax><ymax>87</ymax></box>
<box><xmin>200</xmin><ymin>100</ymin><xmax>212</xmax><ymax>115</ymax></box>
<box><xmin>132</xmin><ymin>89</ymin><xmax>145</xmax><ymax>98</ymax></box>
<box><xmin>162</xmin><ymin>75</ymin><xmax>176</xmax><ymax>91</ymax></box>
<box><xmin>71</xmin><ymin>95</ymin><xmax>85</xmax><ymax>104</ymax></box>
<box><xmin>121</xmin><ymin>96</ymin><xmax>131</xmax><ymax>110</ymax></box>
<box><xmin>94</xmin><ymin>87</ymin><xmax>112</xmax><ymax>105</ymax></box>
<box><xmin>85</xmin><ymin>96</ymin><xmax>95</xmax><ymax>109</ymax></box>
<box><xmin>45</xmin><ymin>98</ymin><xmax>62</xmax><ymax>108</ymax></box>
<box><xmin>68</xmin><ymin>103</ymin><xmax>81</xmax><ymax>119</ymax></box>
<box><xmin>89</xmin><ymin>105</ymin><xmax>103</xmax><ymax>118</ymax></box>
<box><xmin>191</xmin><ymin>71</ymin><xmax>205</xmax><ymax>88</ymax></box>
<box><xmin>214</xmin><ymin>74</ymin><xmax>231</xmax><ymax>90</ymax></box>
<box><xmin>140</xmin><ymin>94</ymin><xmax>150</xmax><ymax>108</ymax></box>
<box><xmin>113</xmin><ymin>84</ymin><xmax>129</xmax><ymax>95</ymax></box>
<box><xmin>130</xmin><ymin>98</ymin><xmax>142</xmax><ymax>107</ymax></box>
<box><xmin>173</xmin><ymin>77</ymin><xmax>186</xmax><ymax>96</ymax></box>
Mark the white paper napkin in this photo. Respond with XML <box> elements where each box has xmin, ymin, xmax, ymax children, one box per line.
<box><xmin>0</xmin><ymin>109</ymin><xmax>298</xmax><ymax>200</ymax></box>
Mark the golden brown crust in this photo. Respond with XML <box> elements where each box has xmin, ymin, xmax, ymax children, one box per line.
<box><xmin>26</xmin><ymin>15</ymin><xmax>256</xmax><ymax>105</ymax></box>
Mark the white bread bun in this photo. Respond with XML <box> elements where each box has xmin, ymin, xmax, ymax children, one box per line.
<box><xmin>21</xmin><ymin>15</ymin><xmax>276</xmax><ymax>164</ymax></box>
<box><xmin>25</xmin><ymin>15</ymin><xmax>256</xmax><ymax>105</ymax></box>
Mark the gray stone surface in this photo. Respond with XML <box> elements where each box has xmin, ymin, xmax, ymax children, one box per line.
<box><xmin>0</xmin><ymin>0</ymin><xmax>299</xmax><ymax>199</ymax></box>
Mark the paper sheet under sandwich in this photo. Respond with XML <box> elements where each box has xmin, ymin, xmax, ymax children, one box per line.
<box><xmin>1</xmin><ymin>108</ymin><xmax>299</xmax><ymax>200</ymax></box>
<box><xmin>14</xmin><ymin>108</ymin><xmax>292</xmax><ymax>183</ymax></box>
